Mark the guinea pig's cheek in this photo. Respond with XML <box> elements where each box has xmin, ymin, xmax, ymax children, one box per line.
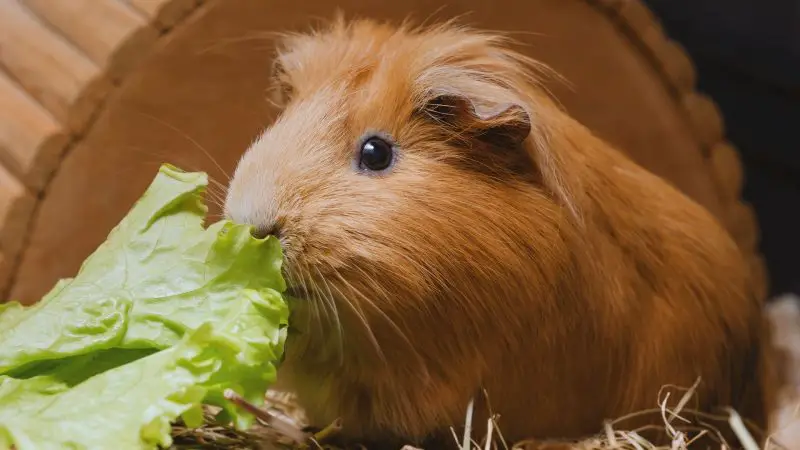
<box><xmin>279</xmin><ymin>239</ymin><xmax>304</xmax><ymax>267</ymax></box>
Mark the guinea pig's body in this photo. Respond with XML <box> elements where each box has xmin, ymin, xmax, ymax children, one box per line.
<box><xmin>225</xmin><ymin>18</ymin><xmax>774</xmax><ymax>449</ymax></box>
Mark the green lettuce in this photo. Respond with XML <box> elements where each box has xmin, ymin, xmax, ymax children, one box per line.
<box><xmin>0</xmin><ymin>165</ymin><xmax>289</xmax><ymax>450</ymax></box>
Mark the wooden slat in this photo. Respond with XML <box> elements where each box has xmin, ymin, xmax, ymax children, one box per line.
<box><xmin>0</xmin><ymin>70</ymin><xmax>71</xmax><ymax>191</ymax></box>
<box><xmin>681</xmin><ymin>93</ymin><xmax>725</xmax><ymax>152</ymax></box>
<box><xmin>614</xmin><ymin>0</ymin><xmax>662</xmax><ymax>37</ymax></box>
<box><xmin>636</xmin><ymin>27</ymin><xmax>696</xmax><ymax>94</ymax></box>
<box><xmin>126</xmin><ymin>0</ymin><xmax>201</xmax><ymax>29</ymax></box>
<box><xmin>709</xmin><ymin>142</ymin><xmax>744</xmax><ymax>204</ymax></box>
<box><xmin>656</xmin><ymin>40</ymin><xmax>696</xmax><ymax>94</ymax></box>
<box><xmin>727</xmin><ymin>202</ymin><xmax>760</xmax><ymax>254</ymax></box>
<box><xmin>0</xmin><ymin>0</ymin><xmax>111</xmax><ymax>132</ymax></box>
<box><xmin>590</xmin><ymin>0</ymin><xmax>626</xmax><ymax>12</ymax></box>
<box><xmin>22</xmin><ymin>0</ymin><xmax>159</xmax><ymax>79</ymax></box>
<box><xmin>596</xmin><ymin>0</ymin><xmax>696</xmax><ymax>96</ymax></box>
<box><xmin>0</xmin><ymin>163</ymin><xmax>35</xmax><ymax>262</ymax></box>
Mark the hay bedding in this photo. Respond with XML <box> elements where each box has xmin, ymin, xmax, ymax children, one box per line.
<box><xmin>166</xmin><ymin>381</ymin><xmax>783</xmax><ymax>450</ymax></box>
<box><xmin>168</xmin><ymin>295</ymin><xmax>800</xmax><ymax>450</ymax></box>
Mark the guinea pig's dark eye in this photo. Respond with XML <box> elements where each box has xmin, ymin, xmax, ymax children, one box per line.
<box><xmin>359</xmin><ymin>137</ymin><xmax>394</xmax><ymax>172</ymax></box>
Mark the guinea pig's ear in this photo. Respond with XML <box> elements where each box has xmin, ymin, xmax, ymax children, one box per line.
<box><xmin>425</xmin><ymin>93</ymin><xmax>532</xmax><ymax>147</ymax></box>
<box><xmin>268</xmin><ymin>58</ymin><xmax>294</xmax><ymax>109</ymax></box>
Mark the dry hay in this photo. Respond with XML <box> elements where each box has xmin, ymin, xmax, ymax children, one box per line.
<box><xmin>167</xmin><ymin>379</ymin><xmax>793</xmax><ymax>450</ymax></box>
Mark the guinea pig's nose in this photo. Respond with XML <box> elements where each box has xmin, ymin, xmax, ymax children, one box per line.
<box><xmin>252</xmin><ymin>219</ymin><xmax>284</xmax><ymax>240</ymax></box>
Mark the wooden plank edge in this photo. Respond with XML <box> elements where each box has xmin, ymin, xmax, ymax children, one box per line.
<box><xmin>126</xmin><ymin>0</ymin><xmax>203</xmax><ymax>30</ymax></box>
<box><xmin>0</xmin><ymin>70</ymin><xmax>72</xmax><ymax>191</ymax></box>
<box><xmin>0</xmin><ymin>165</ymin><xmax>36</xmax><ymax>264</ymax></box>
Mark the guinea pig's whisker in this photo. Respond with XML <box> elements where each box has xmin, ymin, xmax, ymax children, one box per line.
<box><xmin>298</xmin><ymin>263</ymin><xmax>325</xmax><ymax>338</ymax></box>
<box><xmin>196</xmin><ymin>31</ymin><xmax>284</xmax><ymax>56</ymax></box>
<box><xmin>346</xmin><ymin>266</ymin><xmax>429</xmax><ymax>379</ymax></box>
<box><xmin>314</xmin><ymin>267</ymin><xmax>345</xmax><ymax>366</ymax></box>
<box><xmin>288</xmin><ymin>268</ymin><xmax>314</xmax><ymax>342</ymax></box>
<box><xmin>302</xmin><ymin>264</ymin><xmax>335</xmax><ymax>353</ymax></box>
<box><xmin>123</xmin><ymin>147</ymin><xmax>231</xmax><ymax>190</ymax></box>
<box><xmin>333</xmin><ymin>269</ymin><xmax>429</xmax><ymax>378</ymax></box>
<box><xmin>327</xmin><ymin>273</ymin><xmax>388</xmax><ymax>367</ymax></box>
<box><xmin>284</xmin><ymin>269</ymin><xmax>309</xmax><ymax>345</ymax></box>
<box><xmin>306</xmin><ymin>267</ymin><xmax>329</xmax><ymax>331</ymax></box>
<box><xmin>207</xmin><ymin>177</ymin><xmax>230</xmax><ymax>196</ymax></box>
<box><xmin>206</xmin><ymin>184</ymin><xmax>230</xmax><ymax>212</ymax></box>
<box><xmin>205</xmin><ymin>189</ymin><xmax>227</xmax><ymax>210</ymax></box>
<box><xmin>135</xmin><ymin>112</ymin><xmax>232</xmax><ymax>182</ymax></box>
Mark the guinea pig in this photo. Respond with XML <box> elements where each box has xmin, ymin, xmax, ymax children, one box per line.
<box><xmin>224</xmin><ymin>17</ymin><xmax>775</xmax><ymax>449</ymax></box>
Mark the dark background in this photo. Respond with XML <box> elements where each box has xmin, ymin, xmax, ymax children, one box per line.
<box><xmin>642</xmin><ymin>0</ymin><xmax>800</xmax><ymax>298</ymax></box>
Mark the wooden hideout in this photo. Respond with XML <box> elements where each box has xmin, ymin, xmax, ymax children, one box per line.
<box><xmin>0</xmin><ymin>0</ymin><xmax>764</xmax><ymax>306</ymax></box>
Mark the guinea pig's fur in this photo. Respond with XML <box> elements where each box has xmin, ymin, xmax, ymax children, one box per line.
<box><xmin>225</xmin><ymin>17</ymin><xmax>775</xmax><ymax>449</ymax></box>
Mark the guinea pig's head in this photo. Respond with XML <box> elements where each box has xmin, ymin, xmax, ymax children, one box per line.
<box><xmin>225</xmin><ymin>19</ymin><xmax>578</xmax><ymax>379</ymax></box>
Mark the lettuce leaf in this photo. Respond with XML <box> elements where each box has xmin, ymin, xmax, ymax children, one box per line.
<box><xmin>0</xmin><ymin>165</ymin><xmax>289</xmax><ymax>450</ymax></box>
<box><xmin>0</xmin><ymin>324</ymin><xmax>265</xmax><ymax>450</ymax></box>
<box><xmin>0</xmin><ymin>165</ymin><xmax>286</xmax><ymax>373</ymax></box>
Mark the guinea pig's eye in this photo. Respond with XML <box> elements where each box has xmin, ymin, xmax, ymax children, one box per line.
<box><xmin>359</xmin><ymin>137</ymin><xmax>395</xmax><ymax>172</ymax></box>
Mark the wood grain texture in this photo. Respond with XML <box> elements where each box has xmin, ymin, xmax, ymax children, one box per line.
<box><xmin>0</xmin><ymin>0</ymin><xmax>111</xmax><ymax>132</ymax></box>
<box><xmin>0</xmin><ymin>70</ymin><xmax>71</xmax><ymax>190</ymax></box>
<box><xmin>22</xmin><ymin>0</ymin><xmax>159</xmax><ymax>79</ymax></box>
<box><xmin>0</xmin><ymin>163</ymin><xmax>34</xmax><ymax>263</ymax></box>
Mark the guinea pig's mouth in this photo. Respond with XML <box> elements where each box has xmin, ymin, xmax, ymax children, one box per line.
<box><xmin>284</xmin><ymin>286</ymin><xmax>306</xmax><ymax>299</ymax></box>
<box><xmin>282</xmin><ymin>284</ymin><xmax>318</xmax><ymax>337</ymax></box>
<box><xmin>284</xmin><ymin>283</ymin><xmax>313</xmax><ymax>302</ymax></box>
<box><xmin>282</xmin><ymin>267</ymin><xmax>324</xmax><ymax>301</ymax></box>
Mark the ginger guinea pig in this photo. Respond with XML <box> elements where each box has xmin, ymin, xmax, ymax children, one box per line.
<box><xmin>225</xmin><ymin>18</ymin><xmax>773</xmax><ymax>449</ymax></box>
